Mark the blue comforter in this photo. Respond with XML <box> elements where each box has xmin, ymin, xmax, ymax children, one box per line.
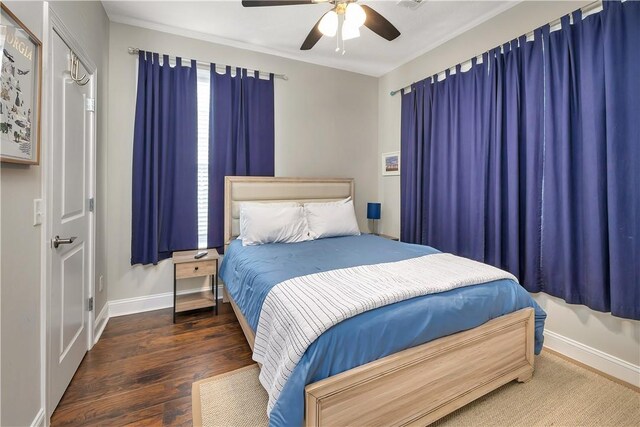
<box><xmin>220</xmin><ymin>234</ymin><xmax>546</xmax><ymax>427</ymax></box>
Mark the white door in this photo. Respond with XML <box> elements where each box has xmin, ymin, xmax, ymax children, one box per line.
<box><xmin>48</xmin><ymin>30</ymin><xmax>93</xmax><ymax>414</ymax></box>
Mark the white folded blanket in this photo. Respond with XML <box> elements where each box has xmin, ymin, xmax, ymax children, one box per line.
<box><xmin>252</xmin><ymin>253</ymin><xmax>518</xmax><ymax>414</ymax></box>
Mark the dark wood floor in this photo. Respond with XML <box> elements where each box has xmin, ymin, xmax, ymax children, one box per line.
<box><xmin>51</xmin><ymin>303</ymin><xmax>254</xmax><ymax>426</ymax></box>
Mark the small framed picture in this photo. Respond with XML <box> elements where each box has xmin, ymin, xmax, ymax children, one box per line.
<box><xmin>0</xmin><ymin>3</ymin><xmax>42</xmax><ymax>165</ymax></box>
<box><xmin>382</xmin><ymin>151</ymin><xmax>400</xmax><ymax>176</ymax></box>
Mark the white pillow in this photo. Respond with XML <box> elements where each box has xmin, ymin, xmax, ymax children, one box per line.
<box><xmin>236</xmin><ymin>202</ymin><xmax>299</xmax><ymax>240</ymax></box>
<box><xmin>239</xmin><ymin>203</ymin><xmax>312</xmax><ymax>246</ymax></box>
<box><xmin>304</xmin><ymin>198</ymin><xmax>361</xmax><ymax>239</ymax></box>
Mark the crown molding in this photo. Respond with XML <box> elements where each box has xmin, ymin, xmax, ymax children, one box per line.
<box><xmin>107</xmin><ymin>13</ymin><xmax>379</xmax><ymax>77</ymax></box>
<box><xmin>106</xmin><ymin>1</ymin><xmax>521</xmax><ymax>78</ymax></box>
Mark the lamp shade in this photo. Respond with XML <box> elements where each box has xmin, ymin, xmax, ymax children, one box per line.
<box><xmin>345</xmin><ymin>3</ymin><xmax>366</xmax><ymax>28</ymax></box>
<box><xmin>342</xmin><ymin>19</ymin><xmax>360</xmax><ymax>40</ymax></box>
<box><xmin>367</xmin><ymin>202</ymin><xmax>381</xmax><ymax>220</ymax></box>
<box><xmin>318</xmin><ymin>10</ymin><xmax>338</xmax><ymax>37</ymax></box>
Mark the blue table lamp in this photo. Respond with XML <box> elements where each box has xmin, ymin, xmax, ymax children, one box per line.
<box><xmin>367</xmin><ymin>202</ymin><xmax>381</xmax><ymax>235</ymax></box>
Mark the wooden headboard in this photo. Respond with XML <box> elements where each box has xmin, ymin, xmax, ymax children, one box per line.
<box><xmin>224</xmin><ymin>176</ymin><xmax>355</xmax><ymax>250</ymax></box>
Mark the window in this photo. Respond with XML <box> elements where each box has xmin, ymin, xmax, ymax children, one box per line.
<box><xmin>196</xmin><ymin>67</ymin><xmax>210</xmax><ymax>249</ymax></box>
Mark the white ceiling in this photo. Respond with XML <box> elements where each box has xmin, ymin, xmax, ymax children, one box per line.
<box><xmin>102</xmin><ymin>0</ymin><xmax>517</xmax><ymax>77</ymax></box>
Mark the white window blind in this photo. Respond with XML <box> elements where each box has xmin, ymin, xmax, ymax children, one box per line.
<box><xmin>196</xmin><ymin>67</ymin><xmax>210</xmax><ymax>249</ymax></box>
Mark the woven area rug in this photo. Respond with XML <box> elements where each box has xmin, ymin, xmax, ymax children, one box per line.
<box><xmin>192</xmin><ymin>352</ymin><xmax>640</xmax><ymax>427</ymax></box>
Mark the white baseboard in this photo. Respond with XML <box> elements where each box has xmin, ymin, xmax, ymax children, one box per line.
<box><xmin>30</xmin><ymin>408</ymin><xmax>45</xmax><ymax>427</ymax></box>
<box><xmin>108</xmin><ymin>285</ymin><xmax>224</xmax><ymax>318</ymax></box>
<box><xmin>93</xmin><ymin>302</ymin><xmax>109</xmax><ymax>346</ymax></box>
<box><xmin>108</xmin><ymin>291</ymin><xmax>174</xmax><ymax>318</ymax></box>
<box><xmin>543</xmin><ymin>330</ymin><xmax>640</xmax><ymax>388</ymax></box>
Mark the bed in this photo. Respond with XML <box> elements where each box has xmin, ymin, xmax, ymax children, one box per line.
<box><xmin>220</xmin><ymin>176</ymin><xmax>546</xmax><ymax>427</ymax></box>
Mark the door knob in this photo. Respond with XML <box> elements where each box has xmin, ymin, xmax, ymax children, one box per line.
<box><xmin>52</xmin><ymin>235</ymin><xmax>77</xmax><ymax>248</ymax></box>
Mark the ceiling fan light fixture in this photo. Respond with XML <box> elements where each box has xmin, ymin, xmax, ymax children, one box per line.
<box><xmin>342</xmin><ymin>18</ymin><xmax>360</xmax><ymax>40</ymax></box>
<box><xmin>345</xmin><ymin>3</ymin><xmax>366</xmax><ymax>28</ymax></box>
<box><xmin>318</xmin><ymin>10</ymin><xmax>338</xmax><ymax>37</ymax></box>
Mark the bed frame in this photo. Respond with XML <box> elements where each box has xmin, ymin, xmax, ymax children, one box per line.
<box><xmin>223</xmin><ymin>176</ymin><xmax>535</xmax><ymax>427</ymax></box>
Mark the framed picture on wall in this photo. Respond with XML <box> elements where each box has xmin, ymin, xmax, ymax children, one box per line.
<box><xmin>382</xmin><ymin>151</ymin><xmax>400</xmax><ymax>176</ymax></box>
<box><xmin>0</xmin><ymin>3</ymin><xmax>42</xmax><ymax>165</ymax></box>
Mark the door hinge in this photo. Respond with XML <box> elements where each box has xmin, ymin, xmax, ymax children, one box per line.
<box><xmin>89</xmin><ymin>197</ymin><xmax>95</xmax><ymax>212</ymax></box>
<box><xmin>85</xmin><ymin>98</ymin><xmax>95</xmax><ymax>112</ymax></box>
<box><xmin>88</xmin><ymin>297</ymin><xmax>94</xmax><ymax>312</ymax></box>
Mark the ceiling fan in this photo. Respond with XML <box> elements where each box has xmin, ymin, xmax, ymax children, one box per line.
<box><xmin>241</xmin><ymin>1</ymin><xmax>401</xmax><ymax>51</ymax></box>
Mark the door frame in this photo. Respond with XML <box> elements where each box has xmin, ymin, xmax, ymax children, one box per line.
<box><xmin>42</xmin><ymin>7</ymin><xmax>98</xmax><ymax>420</ymax></box>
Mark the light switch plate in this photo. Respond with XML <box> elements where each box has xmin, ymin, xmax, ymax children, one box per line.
<box><xmin>33</xmin><ymin>199</ymin><xmax>43</xmax><ymax>226</ymax></box>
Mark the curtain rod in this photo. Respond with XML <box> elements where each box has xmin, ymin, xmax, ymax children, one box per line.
<box><xmin>389</xmin><ymin>0</ymin><xmax>603</xmax><ymax>96</ymax></box>
<box><xmin>127</xmin><ymin>47</ymin><xmax>289</xmax><ymax>81</ymax></box>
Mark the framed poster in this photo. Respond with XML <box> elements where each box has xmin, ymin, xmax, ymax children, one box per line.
<box><xmin>0</xmin><ymin>4</ymin><xmax>42</xmax><ymax>165</ymax></box>
<box><xmin>381</xmin><ymin>151</ymin><xmax>400</xmax><ymax>176</ymax></box>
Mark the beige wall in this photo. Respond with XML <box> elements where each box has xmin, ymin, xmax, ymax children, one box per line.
<box><xmin>0</xmin><ymin>2</ymin><xmax>45</xmax><ymax>424</ymax></box>
<box><xmin>106</xmin><ymin>23</ymin><xmax>378</xmax><ymax>302</ymax></box>
<box><xmin>0</xmin><ymin>1</ymin><xmax>109</xmax><ymax>425</ymax></box>
<box><xmin>533</xmin><ymin>293</ymin><xmax>639</xmax><ymax>366</ymax></box>
<box><xmin>376</xmin><ymin>0</ymin><xmax>639</xmax><ymax>366</ymax></box>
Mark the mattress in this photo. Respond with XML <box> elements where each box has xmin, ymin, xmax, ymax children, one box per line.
<box><xmin>220</xmin><ymin>234</ymin><xmax>546</xmax><ymax>427</ymax></box>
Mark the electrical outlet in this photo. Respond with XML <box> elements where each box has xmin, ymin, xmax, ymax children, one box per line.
<box><xmin>99</xmin><ymin>275</ymin><xmax>104</xmax><ymax>292</ymax></box>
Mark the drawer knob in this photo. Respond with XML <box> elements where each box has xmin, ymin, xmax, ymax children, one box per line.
<box><xmin>194</xmin><ymin>266</ymin><xmax>199</xmax><ymax>271</ymax></box>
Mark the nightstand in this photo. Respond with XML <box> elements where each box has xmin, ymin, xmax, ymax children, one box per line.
<box><xmin>172</xmin><ymin>249</ymin><xmax>219</xmax><ymax>323</ymax></box>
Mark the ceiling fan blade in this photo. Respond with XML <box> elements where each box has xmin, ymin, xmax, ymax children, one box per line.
<box><xmin>242</xmin><ymin>0</ymin><xmax>319</xmax><ymax>7</ymax></box>
<box><xmin>361</xmin><ymin>5</ymin><xmax>401</xmax><ymax>41</ymax></box>
<box><xmin>300</xmin><ymin>12</ymin><xmax>326</xmax><ymax>50</ymax></box>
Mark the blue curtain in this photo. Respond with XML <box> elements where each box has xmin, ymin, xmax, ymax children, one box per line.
<box><xmin>131</xmin><ymin>52</ymin><xmax>198</xmax><ymax>265</ymax></box>
<box><xmin>400</xmin><ymin>79</ymin><xmax>429</xmax><ymax>244</ymax></box>
<box><xmin>208</xmin><ymin>67</ymin><xmax>275</xmax><ymax>249</ymax></box>
<box><xmin>401</xmin><ymin>40</ymin><xmax>542</xmax><ymax>279</ymax></box>
<box><xmin>424</xmin><ymin>62</ymin><xmax>489</xmax><ymax>261</ymax></box>
<box><xmin>401</xmin><ymin>62</ymin><xmax>487</xmax><ymax>259</ymax></box>
<box><xmin>541</xmin><ymin>1</ymin><xmax>639</xmax><ymax>319</ymax></box>
<box><xmin>400</xmin><ymin>1</ymin><xmax>639</xmax><ymax>319</ymax></box>
<box><xmin>602</xmin><ymin>1</ymin><xmax>640</xmax><ymax>319</ymax></box>
<box><xmin>485</xmin><ymin>34</ymin><xmax>545</xmax><ymax>291</ymax></box>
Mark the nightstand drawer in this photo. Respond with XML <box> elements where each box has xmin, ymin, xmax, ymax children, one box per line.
<box><xmin>175</xmin><ymin>260</ymin><xmax>215</xmax><ymax>279</ymax></box>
